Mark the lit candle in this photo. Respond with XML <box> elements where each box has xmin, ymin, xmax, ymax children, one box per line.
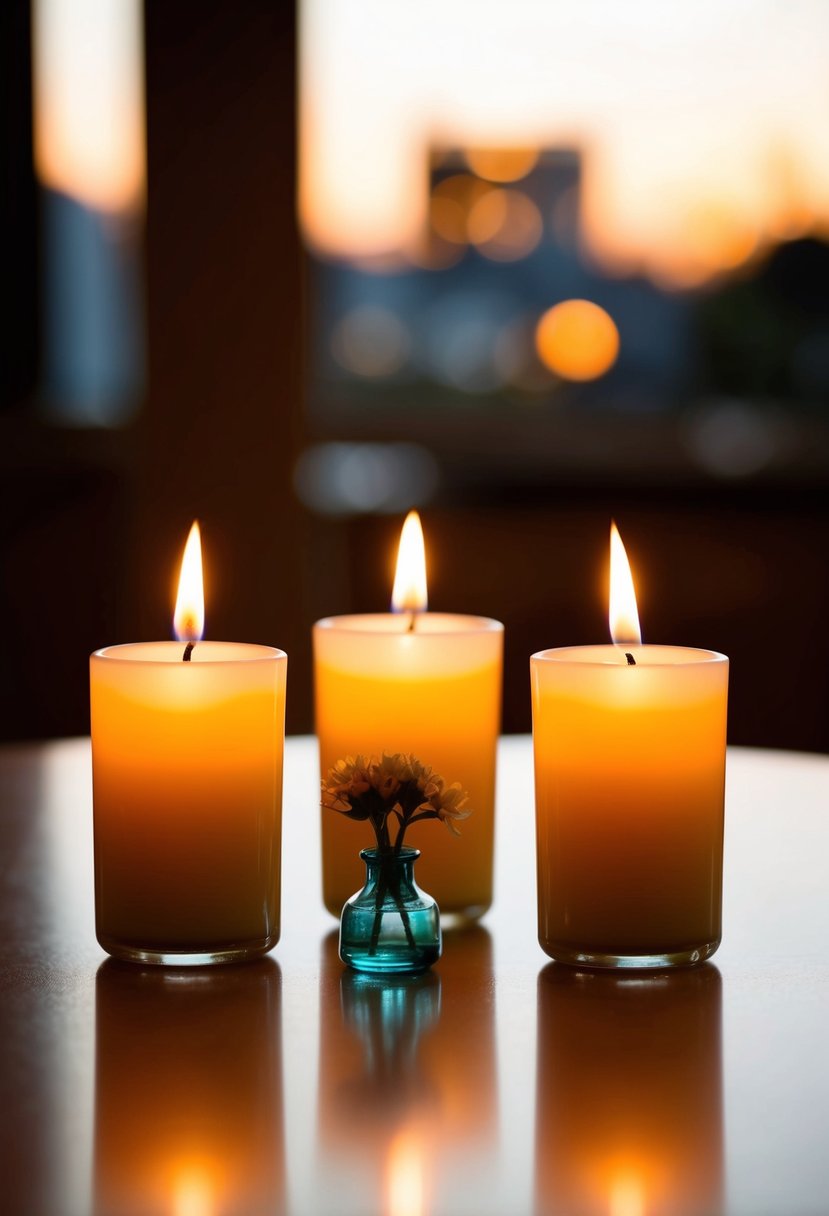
<box><xmin>90</xmin><ymin>522</ymin><xmax>287</xmax><ymax>964</ymax></box>
<box><xmin>531</xmin><ymin>523</ymin><xmax>728</xmax><ymax>968</ymax></box>
<box><xmin>314</xmin><ymin>512</ymin><xmax>503</xmax><ymax>919</ymax></box>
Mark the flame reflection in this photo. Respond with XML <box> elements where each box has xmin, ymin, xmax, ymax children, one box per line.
<box><xmin>387</xmin><ymin>1129</ymin><xmax>426</xmax><ymax>1216</ymax></box>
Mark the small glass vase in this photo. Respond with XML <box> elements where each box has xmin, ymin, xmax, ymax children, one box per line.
<box><xmin>339</xmin><ymin>847</ymin><xmax>442</xmax><ymax>974</ymax></box>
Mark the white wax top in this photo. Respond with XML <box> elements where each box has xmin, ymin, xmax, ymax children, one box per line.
<box><xmin>314</xmin><ymin>613</ymin><xmax>503</xmax><ymax>680</ymax></box>
<box><xmin>93</xmin><ymin>642</ymin><xmax>285</xmax><ymax>664</ymax></box>
<box><xmin>315</xmin><ymin>613</ymin><xmax>502</xmax><ymax>636</ymax></box>
<box><xmin>531</xmin><ymin>645</ymin><xmax>727</xmax><ymax>668</ymax></box>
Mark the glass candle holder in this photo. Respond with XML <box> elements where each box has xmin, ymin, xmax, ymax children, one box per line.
<box><xmin>314</xmin><ymin>614</ymin><xmax>503</xmax><ymax>920</ymax></box>
<box><xmin>90</xmin><ymin>642</ymin><xmax>286</xmax><ymax>964</ymax></box>
<box><xmin>531</xmin><ymin>645</ymin><xmax>728</xmax><ymax>969</ymax></box>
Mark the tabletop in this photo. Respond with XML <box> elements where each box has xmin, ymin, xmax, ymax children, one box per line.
<box><xmin>1</xmin><ymin>737</ymin><xmax>829</xmax><ymax>1216</ymax></box>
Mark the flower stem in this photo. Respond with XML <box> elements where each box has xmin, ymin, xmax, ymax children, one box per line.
<box><xmin>368</xmin><ymin>857</ymin><xmax>388</xmax><ymax>956</ymax></box>
<box><xmin>367</xmin><ymin>852</ymin><xmax>417</xmax><ymax>955</ymax></box>
<box><xmin>393</xmin><ymin>883</ymin><xmax>418</xmax><ymax>950</ymax></box>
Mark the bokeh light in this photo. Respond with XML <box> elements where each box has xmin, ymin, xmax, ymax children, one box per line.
<box><xmin>331</xmin><ymin>305</ymin><xmax>411</xmax><ymax>377</ymax></box>
<box><xmin>429</xmin><ymin>195</ymin><xmax>468</xmax><ymax>246</ymax></box>
<box><xmin>423</xmin><ymin>290</ymin><xmax>514</xmax><ymax>392</ymax></box>
<box><xmin>465</xmin><ymin>147</ymin><xmax>539</xmax><ymax>182</ymax></box>
<box><xmin>405</xmin><ymin>230</ymin><xmax>465</xmax><ymax>271</ymax></box>
<box><xmin>293</xmin><ymin>442</ymin><xmax>439</xmax><ymax>515</ymax></box>
<box><xmin>492</xmin><ymin>317</ymin><xmax>553</xmax><ymax>392</ymax></box>
<box><xmin>430</xmin><ymin>175</ymin><xmax>493</xmax><ymax>244</ymax></box>
<box><xmin>535</xmin><ymin>300</ymin><xmax>620</xmax><ymax>381</ymax></box>
<box><xmin>683</xmin><ymin>400</ymin><xmax>786</xmax><ymax>477</ymax></box>
<box><xmin>468</xmin><ymin>189</ymin><xmax>543</xmax><ymax>261</ymax></box>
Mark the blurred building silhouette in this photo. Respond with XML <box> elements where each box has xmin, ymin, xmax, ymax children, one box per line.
<box><xmin>308</xmin><ymin>144</ymin><xmax>695</xmax><ymax>451</ymax></box>
<box><xmin>309</xmin><ymin>142</ymin><xmax>829</xmax><ymax>470</ymax></box>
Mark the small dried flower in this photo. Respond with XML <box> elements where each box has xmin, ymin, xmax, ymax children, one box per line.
<box><xmin>321</xmin><ymin>751</ymin><xmax>472</xmax><ymax>852</ymax></box>
<box><xmin>321</xmin><ymin>756</ymin><xmax>375</xmax><ymax>819</ymax></box>
<box><xmin>428</xmin><ymin>782</ymin><xmax>471</xmax><ymax>837</ymax></box>
<box><xmin>373</xmin><ymin>753</ymin><xmax>403</xmax><ymax>802</ymax></box>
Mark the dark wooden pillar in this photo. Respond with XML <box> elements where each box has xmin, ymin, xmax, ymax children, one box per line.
<box><xmin>140</xmin><ymin>0</ymin><xmax>311</xmax><ymax>730</ymax></box>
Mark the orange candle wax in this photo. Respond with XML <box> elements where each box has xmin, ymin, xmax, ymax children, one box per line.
<box><xmin>91</xmin><ymin>641</ymin><xmax>286</xmax><ymax>964</ymax></box>
<box><xmin>532</xmin><ymin>644</ymin><xmax>727</xmax><ymax>967</ymax></box>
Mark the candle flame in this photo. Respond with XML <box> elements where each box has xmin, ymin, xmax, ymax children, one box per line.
<box><xmin>173</xmin><ymin>521</ymin><xmax>205</xmax><ymax>642</ymax></box>
<box><xmin>391</xmin><ymin>511</ymin><xmax>428</xmax><ymax>615</ymax></box>
<box><xmin>387</xmin><ymin>1131</ymin><xmax>424</xmax><ymax>1216</ymax></box>
<box><xmin>609</xmin><ymin>522</ymin><xmax>641</xmax><ymax>646</ymax></box>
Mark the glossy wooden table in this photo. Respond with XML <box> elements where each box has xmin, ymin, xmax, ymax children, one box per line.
<box><xmin>2</xmin><ymin>738</ymin><xmax>828</xmax><ymax>1216</ymax></box>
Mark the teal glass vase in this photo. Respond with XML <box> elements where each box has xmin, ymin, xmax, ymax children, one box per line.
<box><xmin>339</xmin><ymin>847</ymin><xmax>442</xmax><ymax>974</ymax></box>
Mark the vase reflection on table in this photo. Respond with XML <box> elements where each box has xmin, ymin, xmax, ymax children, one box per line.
<box><xmin>316</xmin><ymin>932</ymin><xmax>442</xmax><ymax>1212</ymax></box>
<box><xmin>315</xmin><ymin>924</ymin><xmax>501</xmax><ymax>1213</ymax></box>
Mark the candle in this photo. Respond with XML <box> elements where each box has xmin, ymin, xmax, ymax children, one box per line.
<box><xmin>531</xmin><ymin>523</ymin><xmax>728</xmax><ymax>968</ymax></box>
<box><xmin>90</xmin><ymin>522</ymin><xmax>287</xmax><ymax>964</ymax></box>
<box><xmin>314</xmin><ymin>512</ymin><xmax>503</xmax><ymax>919</ymax></box>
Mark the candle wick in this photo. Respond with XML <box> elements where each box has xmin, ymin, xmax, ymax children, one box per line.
<box><xmin>625</xmin><ymin>651</ymin><xmax>636</xmax><ymax>666</ymax></box>
<box><xmin>183</xmin><ymin>641</ymin><xmax>195</xmax><ymax>662</ymax></box>
<box><xmin>407</xmin><ymin>612</ymin><xmax>416</xmax><ymax>634</ymax></box>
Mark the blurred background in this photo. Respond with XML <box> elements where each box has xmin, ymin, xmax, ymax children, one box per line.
<box><xmin>2</xmin><ymin>0</ymin><xmax>828</xmax><ymax>748</ymax></box>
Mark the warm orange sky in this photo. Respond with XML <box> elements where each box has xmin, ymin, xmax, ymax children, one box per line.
<box><xmin>300</xmin><ymin>0</ymin><xmax>829</xmax><ymax>284</ymax></box>
<box><xmin>33</xmin><ymin>0</ymin><xmax>145</xmax><ymax>213</ymax></box>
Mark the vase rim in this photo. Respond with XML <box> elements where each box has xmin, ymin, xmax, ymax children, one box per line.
<box><xmin>360</xmin><ymin>846</ymin><xmax>421</xmax><ymax>861</ymax></box>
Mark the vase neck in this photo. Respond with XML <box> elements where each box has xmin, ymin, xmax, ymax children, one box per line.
<box><xmin>359</xmin><ymin>847</ymin><xmax>420</xmax><ymax>885</ymax></box>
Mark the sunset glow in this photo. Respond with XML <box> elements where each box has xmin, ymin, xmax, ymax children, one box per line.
<box><xmin>300</xmin><ymin>0</ymin><xmax>829</xmax><ymax>284</ymax></box>
<box><xmin>33</xmin><ymin>0</ymin><xmax>145</xmax><ymax>213</ymax></box>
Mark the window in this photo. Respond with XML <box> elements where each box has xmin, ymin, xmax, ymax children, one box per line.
<box><xmin>298</xmin><ymin>0</ymin><xmax>829</xmax><ymax>513</ymax></box>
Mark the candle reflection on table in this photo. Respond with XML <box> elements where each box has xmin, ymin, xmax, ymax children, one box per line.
<box><xmin>417</xmin><ymin>925</ymin><xmax>498</xmax><ymax>1148</ymax></box>
<box><xmin>535</xmin><ymin>964</ymin><xmax>723</xmax><ymax>1216</ymax></box>
<box><xmin>316</xmin><ymin>927</ymin><xmax>498</xmax><ymax>1211</ymax></box>
<box><xmin>93</xmin><ymin>959</ymin><xmax>284</xmax><ymax>1216</ymax></box>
